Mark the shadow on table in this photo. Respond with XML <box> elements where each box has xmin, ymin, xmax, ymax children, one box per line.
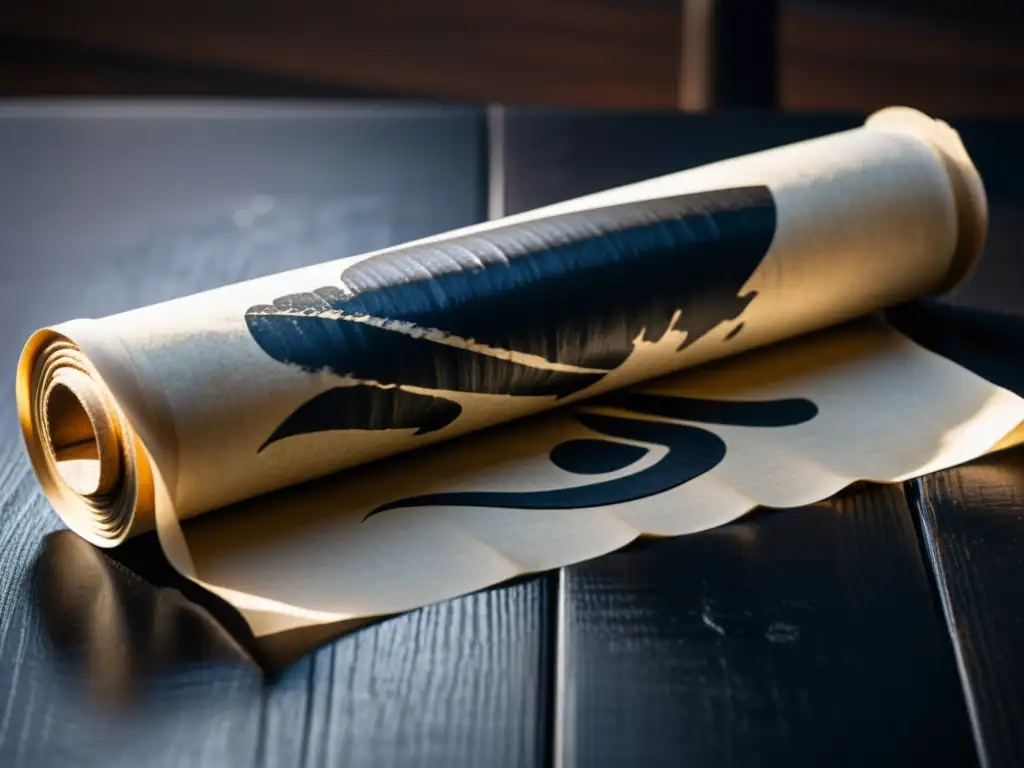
<box><xmin>31</xmin><ymin>531</ymin><xmax>380</xmax><ymax>703</ymax></box>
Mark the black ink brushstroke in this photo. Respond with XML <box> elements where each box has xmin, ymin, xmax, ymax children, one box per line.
<box><xmin>246</xmin><ymin>187</ymin><xmax>776</xmax><ymax>445</ymax></box>
<box><xmin>724</xmin><ymin>323</ymin><xmax>744</xmax><ymax>341</ymax></box>
<box><xmin>364</xmin><ymin>394</ymin><xmax>819</xmax><ymax>519</ymax></box>
<box><xmin>307</xmin><ymin>187</ymin><xmax>773</xmax><ymax>369</ymax></box>
<box><xmin>365</xmin><ymin>413</ymin><xmax>727</xmax><ymax>518</ymax></box>
<box><xmin>258</xmin><ymin>386</ymin><xmax>463</xmax><ymax>451</ymax></box>
<box><xmin>549</xmin><ymin>439</ymin><xmax>648</xmax><ymax>475</ymax></box>
<box><xmin>589</xmin><ymin>392</ymin><xmax>819</xmax><ymax>426</ymax></box>
<box><xmin>246</xmin><ymin>296</ymin><xmax>602</xmax><ymax>398</ymax></box>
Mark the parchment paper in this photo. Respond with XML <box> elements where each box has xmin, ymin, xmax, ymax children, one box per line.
<box><xmin>18</xmin><ymin>107</ymin><xmax>1024</xmax><ymax>637</ymax></box>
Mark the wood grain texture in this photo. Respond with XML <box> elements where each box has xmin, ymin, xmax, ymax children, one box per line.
<box><xmin>0</xmin><ymin>102</ymin><xmax>552</xmax><ymax>768</ymax></box>
<box><xmin>0</xmin><ymin>0</ymin><xmax>681</xmax><ymax>108</ymax></box>
<box><xmin>5</xmin><ymin>2</ymin><xmax>1024</xmax><ymax>117</ymax></box>
<box><xmin>910</xmin><ymin>449</ymin><xmax>1024</xmax><ymax>768</ymax></box>
<box><xmin>257</xmin><ymin>580</ymin><xmax>552</xmax><ymax>768</ymax></box>
<box><xmin>0</xmin><ymin>35</ymin><xmax>385</xmax><ymax>98</ymax></box>
<box><xmin>558</xmin><ymin>490</ymin><xmax>977</xmax><ymax>767</ymax></box>
<box><xmin>780</xmin><ymin>2</ymin><xmax>1024</xmax><ymax>117</ymax></box>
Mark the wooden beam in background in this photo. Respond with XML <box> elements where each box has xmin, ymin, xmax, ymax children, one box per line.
<box><xmin>3</xmin><ymin>0</ymin><xmax>1024</xmax><ymax>116</ymax></box>
<box><xmin>0</xmin><ymin>0</ymin><xmax>683</xmax><ymax>108</ymax></box>
<box><xmin>781</xmin><ymin>2</ymin><xmax>1024</xmax><ymax>117</ymax></box>
<box><xmin>681</xmin><ymin>0</ymin><xmax>779</xmax><ymax>111</ymax></box>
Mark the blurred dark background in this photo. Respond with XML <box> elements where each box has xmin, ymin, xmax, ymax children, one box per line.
<box><xmin>1</xmin><ymin>0</ymin><xmax>1022</xmax><ymax>115</ymax></box>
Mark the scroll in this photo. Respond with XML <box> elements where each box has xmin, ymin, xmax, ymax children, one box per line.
<box><xmin>18</xmin><ymin>107</ymin><xmax>1024</xmax><ymax>638</ymax></box>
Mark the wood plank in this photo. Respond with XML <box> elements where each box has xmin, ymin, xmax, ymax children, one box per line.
<box><xmin>780</xmin><ymin>2</ymin><xmax>1024</xmax><ymax>117</ymax></box>
<box><xmin>257</xmin><ymin>578</ymin><xmax>552</xmax><ymax>768</ymax></box>
<box><xmin>6</xmin><ymin>2</ymin><xmax>1024</xmax><ymax>117</ymax></box>
<box><xmin>910</xmin><ymin>450</ymin><xmax>1024</xmax><ymax>768</ymax></box>
<box><xmin>0</xmin><ymin>35</ymin><xmax>382</xmax><ymax>98</ymax></box>
<box><xmin>0</xmin><ymin>101</ymin><xmax>551</xmax><ymax>768</ymax></box>
<box><xmin>558</xmin><ymin>489</ymin><xmax>977</xmax><ymax>767</ymax></box>
<box><xmin>0</xmin><ymin>0</ymin><xmax>681</xmax><ymax>108</ymax></box>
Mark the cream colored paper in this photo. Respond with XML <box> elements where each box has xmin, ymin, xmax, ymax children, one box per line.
<box><xmin>17</xmin><ymin>107</ymin><xmax>1023</xmax><ymax>638</ymax></box>
<box><xmin>180</xmin><ymin>320</ymin><xmax>1024</xmax><ymax>635</ymax></box>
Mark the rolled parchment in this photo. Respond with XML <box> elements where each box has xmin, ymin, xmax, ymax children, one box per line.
<box><xmin>18</xmin><ymin>107</ymin><xmax>1023</xmax><ymax>636</ymax></box>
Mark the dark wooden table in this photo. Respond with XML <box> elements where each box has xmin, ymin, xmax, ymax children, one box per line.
<box><xmin>0</xmin><ymin>102</ymin><xmax>1021</xmax><ymax>768</ymax></box>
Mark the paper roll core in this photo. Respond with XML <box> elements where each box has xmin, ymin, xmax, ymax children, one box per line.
<box><xmin>43</xmin><ymin>368</ymin><xmax>122</xmax><ymax>497</ymax></box>
<box><xmin>22</xmin><ymin>334</ymin><xmax>145</xmax><ymax>546</ymax></box>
